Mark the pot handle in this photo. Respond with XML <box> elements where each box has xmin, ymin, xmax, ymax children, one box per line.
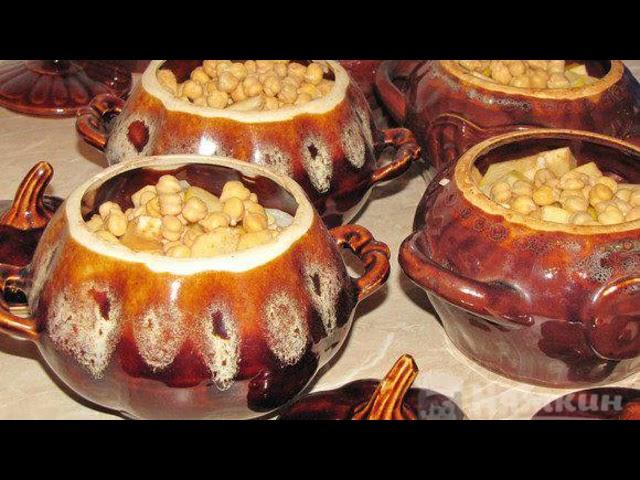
<box><xmin>399</xmin><ymin>232</ymin><xmax>533</xmax><ymax>327</ymax></box>
<box><xmin>0</xmin><ymin>161</ymin><xmax>56</xmax><ymax>230</ymax></box>
<box><xmin>76</xmin><ymin>93</ymin><xmax>125</xmax><ymax>151</ymax></box>
<box><xmin>374</xmin><ymin>60</ymin><xmax>420</xmax><ymax>124</ymax></box>
<box><xmin>330</xmin><ymin>225</ymin><xmax>391</xmax><ymax>302</ymax></box>
<box><xmin>0</xmin><ymin>265</ymin><xmax>37</xmax><ymax>341</ymax></box>
<box><xmin>587</xmin><ymin>275</ymin><xmax>640</xmax><ymax>361</ymax></box>
<box><xmin>370</xmin><ymin>128</ymin><xmax>421</xmax><ymax>185</ymax></box>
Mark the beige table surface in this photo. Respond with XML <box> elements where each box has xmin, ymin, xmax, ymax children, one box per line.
<box><xmin>1</xmin><ymin>61</ymin><xmax>639</xmax><ymax>420</ymax></box>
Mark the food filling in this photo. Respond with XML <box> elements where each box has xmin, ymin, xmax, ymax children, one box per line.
<box><xmin>475</xmin><ymin>147</ymin><xmax>640</xmax><ymax>226</ymax></box>
<box><xmin>157</xmin><ymin>60</ymin><xmax>335</xmax><ymax>111</ymax></box>
<box><xmin>85</xmin><ymin>175</ymin><xmax>292</xmax><ymax>257</ymax></box>
<box><xmin>456</xmin><ymin>60</ymin><xmax>598</xmax><ymax>89</ymax></box>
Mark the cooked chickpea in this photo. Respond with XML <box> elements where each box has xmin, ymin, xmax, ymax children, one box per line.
<box><xmin>511</xmin><ymin>195</ymin><xmax>537</xmax><ymax>214</ymax></box>
<box><xmin>598</xmin><ymin>205</ymin><xmax>625</xmax><ymax>225</ymax></box>
<box><xmin>182</xmin><ymin>80</ymin><xmax>203</xmax><ymax>100</ymax></box>
<box><xmin>207</xmin><ymin>91</ymin><xmax>229</xmax><ymax>109</ymax></box>
<box><xmin>106</xmin><ymin>211</ymin><xmax>127</xmax><ymax>237</ymax></box>
<box><xmin>182</xmin><ymin>197</ymin><xmax>208</xmax><ymax>223</ymax></box>
<box><xmin>305</xmin><ymin>63</ymin><xmax>324</xmax><ymax>85</ymax></box>
<box><xmin>203</xmin><ymin>60</ymin><xmax>218</xmax><ymax>77</ymax></box>
<box><xmin>490</xmin><ymin>181</ymin><xmax>511</xmax><ymax>203</ymax></box>
<box><xmin>512</xmin><ymin>181</ymin><xmax>533</xmax><ymax>197</ymax></box>
<box><xmin>218</xmin><ymin>71</ymin><xmax>240</xmax><ymax>93</ymax></box>
<box><xmin>190</xmin><ymin>67</ymin><xmax>210</xmax><ymax>84</ymax></box>
<box><xmin>243</xmin><ymin>75</ymin><xmax>263</xmax><ymax>97</ymax></box>
<box><xmin>589</xmin><ymin>183</ymin><xmax>614</xmax><ymax>206</ymax></box>
<box><xmin>626</xmin><ymin>207</ymin><xmax>640</xmax><ymax>222</ymax></box>
<box><xmin>159</xmin><ymin>193</ymin><xmax>183</xmax><ymax>216</ymax></box>
<box><xmin>229</xmin><ymin>62</ymin><xmax>248</xmax><ymax>81</ymax></box>
<box><xmin>510</xmin><ymin>75</ymin><xmax>531</xmax><ymax>88</ymax></box>
<box><xmin>631</xmin><ymin>189</ymin><xmax>640</xmax><ymax>207</ymax></box>
<box><xmin>96</xmin><ymin>230</ymin><xmax>120</xmax><ymax>244</ymax></box>
<box><xmin>534</xmin><ymin>168</ymin><xmax>555</xmax><ymax>187</ymax></box>
<box><xmin>563</xmin><ymin>195</ymin><xmax>588</xmax><ymax>213</ymax></box>
<box><xmin>278</xmin><ymin>83</ymin><xmax>298</xmax><ymax>104</ymax></box>
<box><xmin>570</xmin><ymin>212</ymin><xmax>595</xmax><ymax>225</ymax></box>
<box><xmin>244</xmin><ymin>212</ymin><xmax>268</xmax><ymax>232</ymax></box>
<box><xmin>533</xmin><ymin>185</ymin><xmax>556</xmax><ymax>206</ymax></box>
<box><xmin>158</xmin><ymin>69</ymin><xmax>178</xmax><ymax>94</ymax></box>
<box><xmin>547</xmin><ymin>73</ymin><xmax>570</xmax><ymax>89</ymax></box>
<box><xmin>98</xmin><ymin>201</ymin><xmax>121</xmax><ymax>219</ymax></box>
<box><xmin>220</xmin><ymin>180</ymin><xmax>251</xmax><ymax>202</ymax></box>
<box><xmin>223</xmin><ymin>197</ymin><xmax>245</xmax><ymax>225</ymax></box>
<box><xmin>86</xmin><ymin>214</ymin><xmax>104</xmax><ymax>232</ymax></box>
<box><xmin>262</xmin><ymin>75</ymin><xmax>282</xmax><ymax>97</ymax></box>
<box><xmin>156</xmin><ymin>175</ymin><xmax>182</xmax><ymax>195</ymax></box>
<box><xmin>161</xmin><ymin>215</ymin><xmax>184</xmax><ymax>241</ymax></box>
<box><xmin>288</xmin><ymin>62</ymin><xmax>306</xmax><ymax>80</ymax></box>
<box><xmin>616</xmin><ymin>188</ymin><xmax>633</xmax><ymax>202</ymax></box>
<box><xmin>199</xmin><ymin>212</ymin><xmax>230</xmax><ymax>232</ymax></box>
<box><xmin>506</xmin><ymin>60</ymin><xmax>526</xmax><ymax>77</ymax></box>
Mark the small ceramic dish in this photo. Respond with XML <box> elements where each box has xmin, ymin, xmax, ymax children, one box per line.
<box><xmin>376</xmin><ymin>60</ymin><xmax>640</xmax><ymax>171</ymax></box>
<box><xmin>278</xmin><ymin>354</ymin><xmax>466</xmax><ymax>420</ymax></box>
<box><xmin>0</xmin><ymin>155</ymin><xmax>391</xmax><ymax>419</ymax></box>
<box><xmin>76</xmin><ymin>60</ymin><xmax>421</xmax><ymax>227</ymax></box>
<box><xmin>399</xmin><ymin>129</ymin><xmax>640</xmax><ymax>388</ymax></box>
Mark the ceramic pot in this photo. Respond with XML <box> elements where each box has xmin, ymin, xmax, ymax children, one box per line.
<box><xmin>376</xmin><ymin>60</ymin><xmax>640</xmax><ymax>171</ymax></box>
<box><xmin>399</xmin><ymin>129</ymin><xmax>640</xmax><ymax>388</ymax></box>
<box><xmin>76</xmin><ymin>60</ymin><xmax>420</xmax><ymax>227</ymax></box>
<box><xmin>0</xmin><ymin>155</ymin><xmax>391</xmax><ymax>419</ymax></box>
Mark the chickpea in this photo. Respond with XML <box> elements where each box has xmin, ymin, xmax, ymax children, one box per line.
<box><xmin>631</xmin><ymin>189</ymin><xmax>640</xmax><ymax>207</ymax></box>
<box><xmin>274</xmin><ymin>63</ymin><xmax>288</xmax><ymax>78</ymax></box>
<box><xmin>207</xmin><ymin>91</ymin><xmax>229</xmax><ymax>109</ymax></box>
<box><xmin>131</xmin><ymin>185</ymin><xmax>157</xmax><ymax>208</ymax></box>
<box><xmin>529</xmin><ymin>70</ymin><xmax>549</xmax><ymax>88</ymax></box>
<box><xmin>223</xmin><ymin>197</ymin><xmax>245</xmax><ymax>225</ymax></box>
<box><xmin>264</xmin><ymin>96</ymin><xmax>280</xmax><ymax>110</ymax></box>
<box><xmin>156</xmin><ymin>175</ymin><xmax>183</xmax><ymax>195</ymax></box>
<box><xmin>506</xmin><ymin>60</ymin><xmax>526</xmax><ymax>77</ymax></box>
<box><xmin>256</xmin><ymin>60</ymin><xmax>274</xmax><ymax>73</ymax></box>
<box><xmin>215</xmin><ymin>61</ymin><xmax>232</xmax><ymax>76</ymax></box>
<box><xmin>305</xmin><ymin>63</ymin><xmax>324</xmax><ymax>85</ymax></box>
<box><xmin>229</xmin><ymin>62</ymin><xmax>248</xmax><ymax>81</ymax></box>
<box><xmin>182</xmin><ymin>225</ymin><xmax>205</xmax><ymax>247</ymax></box>
<box><xmin>203</xmin><ymin>60</ymin><xmax>218</xmax><ymax>77</ymax></box>
<box><xmin>193</xmin><ymin>96</ymin><xmax>207</xmax><ymax>106</ymax></box>
<box><xmin>242</xmin><ymin>75</ymin><xmax>263</xmax><ymax>97</ymax></box>
<box><xmin>220</xmin><ymin>180</ymin><xmax>251</xmax><ymax>202</ymax></box>
<box><xmin>146</xmin><ymin>196</ymin><xmax>162</xmax><ymax>217</ymax></box>
<box><xmin>86</xmin><ymin>214</ymin><xmax>104</xmax><ymax>233</ymax></box>
<box><xmin>182</xmin><ymin>80</ymin><xmax>203</xmax><ymax>100</ymax></box>
<box><xmin>511</xmin><ymin>195</ymin><xmax>537</xmax><ymax>214</ymax></box>
<box><xmin>106</xmin><ymin>211</ymin><xmax>127</xmax><ymax>237</ymax></box>
<box><xmin>295</xmin><ymin>93</ymin><xmax>312</xmax><ymax>106</ymax></box>
<box><xmin>200</xmin><ymin>212</ymin><xmax>230</xmax><ymax>232</ymax></box>
<box><xmin>559</xmin><ymin>174</ymin><xmax>585</xmax><ymax>191</ymax></box>
<box><xmin>166</xmin><ymin>244</ymin><xmax>191</xmax><ymax>258</ymax></box>
<box><xmin>318</xmin><ymin>80</ymin><xmax>334</xmax><ymax>95</ymax></box>
<box><xmin>231</xmin><ymin>84</ymin><xmax>247</xmax><ymax>103</ymax></box>
<box><xmin>98</xmin><ymin>201</ymin><xmax>122</xmax><ymax>219</ymax></box>
<box><xmin>158</xmin><ymin>69</ymin><xmax>178</xmax><ymax>94</ymax></box>
<box><xmin>490</xmin><ymin>182</ymin><xmax>511</xmax><ymax>203</ymax></box>
<box><xmin>263</xmin><ymin>75</ymin><xmax>282</xmax><ymax>97</ymax></box>
<box><xmin>570</xmin><ymin>212</ymin><xmax>595</xmax><ymax>225</ymax></box>
<box><xmin>228</xmin><ymin>95</ymin><xmax>264</xmax><ymax>112</ymax></box>
<box><xmin>132</xmin><ymin>215</ymin><xmax>162</xmax><ymax>240</ymax></box>
<box><xmin>533</xmin><ymin>185</ymin><xmax>556</xmax><ymax>206</ymax></box>
<box><xmin>288</xmin><ymin>62</ymin><xmax>306</xmax><ymax>81</ymax></box>
<box><xmin>548</xmin><ymin>60</ymin><xmax>565</xmax><ymax>74</ymax></box>
<box><xmin>182</xmin><ymin>197</ymin><xmax>208</xmax><ymax>223</ymax></box>
<box><xmin>190</xmin><ymin>67</ymin><xmax>210</xmax><ymax>84</ymax></box>
<box><xmin>161</xmin><ymin>215</ymin><xmax>184</xmax><ymax>241</ymax></box>
<box><xmin>598</xmin><ymin>205</ymin><xmax>625</xmax><ymax>225</ymax></box>
<box><xmin>526</xmin><ymin>60</ymin><xmax>548</xmax><ymax>70</ymax></box>
<box><xmin>244</xmin><ymin>212</ymin><xmax>268</xmax><ymax>232</ymax></box>
<box><xmin>159</xmin><ymin>193</ymin><xmax>183</xmax><ymax>216</ymax></box>
<box><xmin>547</xmin><ymin>73</ymin><xmax>570</xmax><ymax>89</ymax></box>
<box><xmin>589</xmin><ymin>183</ymin><xmax>614</xmax><ymax>206</ymax></box>
<box><xmin>299</xmin><ymin>82</ymin><xmax>322</xmax><ymax>99</ymax></box>
<box><xmin>278</xmin><ymin>83</ymin><xmax>298</xmax><ymax>104</ymax></box>
<box><xmin>218</xmin><ymin>71</ymin><xmax>240</xmax><ymax>93</ymax></box>
<box><xmin>616</xmin><ymin>188</ymin><xmax>632</xmax><ymax>202</ymax></box>
<box><xmin>244</xmin><ymin>60</ymin><xmax>257</xmax><ymax>74</ymax></box>
<box><xmin>512</xmin><ymin>181</ymin><xmax>533</xmax><ymax>197</ymax></box>
<box><xmin>563</xmin><ymin>195</ymin><xmax>588</xmax><ymax>213</ymax></box>
<box><xmin>626</xmin><ymin>207</ymin><xmax>640</xmax><ymax>222</ymax></box>
<box><xmin>534</xmin><ymin>168</ymin><xmax>555</xmax><ymax>187</ymax></box>
<box><xmin>596</xmin><ymin>176</ymin><xmax>618</xmax><ymax>193</ymax></box>
<box><xmin>489</xmin><ymin>61</ymin><xmax>512</xmax><ymax>85</ymax></box>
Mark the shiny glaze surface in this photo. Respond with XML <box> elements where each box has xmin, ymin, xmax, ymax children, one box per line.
<box><xmin>400</xmin><ymin>130</ymin><xmax>640</xmax><ymax>388</ymax></box>
<box><xmin>0</xmin><ymin>156</ymin><xmax>390</xmax><ymax>419</ymax></box>
<box><xmin>76</xmin><ymin>60</ymin><xmax>420</xmax><ymax>228</ymax></box>
<box><xmin>376</xmin><ymin>60</ymin><xmax>640</xmax><ymax>170</ymax></box>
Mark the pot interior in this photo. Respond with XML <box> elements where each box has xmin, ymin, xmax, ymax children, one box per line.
<box><xmin>81</xmin><ymin>162</ymin><xmax>299</xmax><ymax>221</ymax></box>
<box><xmin>159</xmin><ymin>60</ymin><xmax>337</xmax><ymax>83</ymax></box>
<box><xmin>473</xmin><ymin>135</ymin><xmax>640</xmax><ymax>185</ymax></box>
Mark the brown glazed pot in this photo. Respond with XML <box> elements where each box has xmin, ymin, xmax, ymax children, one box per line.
<box><xmin>0</xmin><ymin>155</ymin><xmax>391</xmax><ymax>419</ymax></box>
<box><xmin>376</xmin><ymin>60</ymin><xmax>640</xmax><ymax>171</ymax></box>
<box><xmin>399</xmin><ymin>129</ymin><xmax>640</xmax><ymax>388</ymax></box>
<box><xmin>338</xmin><ymin>60</ymin><xmax>383</xmax><ymax>109</ymax></box>
<box><xmin>76</xmin><ymin>60</ymin><xmax>420</xmax><ymax>227</ymax></box>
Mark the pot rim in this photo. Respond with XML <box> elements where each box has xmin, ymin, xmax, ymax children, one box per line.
<box><xmin>454</xmin><ymin>128</ymin><xmax>640</xmax><ymax>235</ymax></box>
<box><xmin>141</xmin><ymin>60</ymin><xmax>349</xmax><ymax>123</ymax></box>
<box><xmin>66</xmin><ymin>155</ymin><xmax>314</xmax><ymax>275</ymax></box>
<box><xmin>440</xmin><ymin>60</ymin><xmax>623</xmax><ymax>100</ymax></box>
